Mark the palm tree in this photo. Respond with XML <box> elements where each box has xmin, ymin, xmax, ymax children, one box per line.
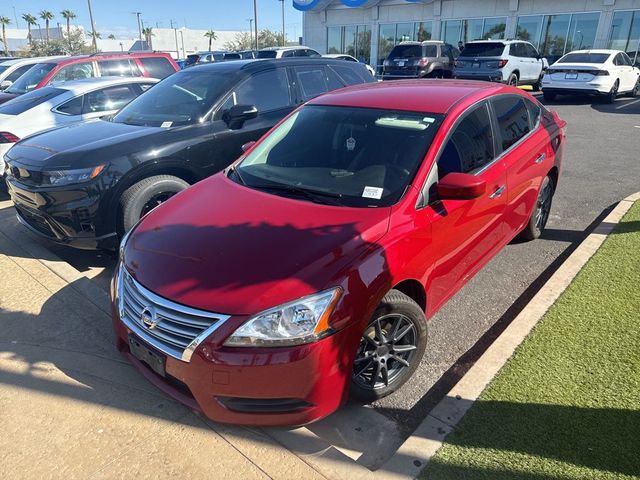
<box><xmin>142</xmin><ymin>27</ymin><xmax>153</xmax><ymax>50</ymax></box>
<box><xmin>39</xmin><ymin>10</ymin><xmax>54</xmax><ymax>42</ymax></box>
<box><xmin>204</xmin><ymin>30</ymin><xmax>217</xmax><ymax>51</ymax></box>
<box><xmin>107</xmin><ymin>33</ymin><xmax>116</xmax><ymax>40</ymax></box>
<box><xmin>22</xmin><ymin>13</ymin><xmax>37</xmax><ymax>44</ymax></box>
<box><xmin>60</xmin><ymin>10</ymin><xmax>76</xmax><ymax>38</ymax></box>
<box><xmin>0</xmin><ymin>17</ymin><xmax>10</xmax><ymax>56</ymax></box>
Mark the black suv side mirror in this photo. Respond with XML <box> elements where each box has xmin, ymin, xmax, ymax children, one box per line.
<box><xmin>224</xmin><ymin>104</ymin><xmax>258</xmax><ymax>130</ymax></box>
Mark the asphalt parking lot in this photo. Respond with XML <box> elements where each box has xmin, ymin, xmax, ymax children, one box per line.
<box><xmin>1</xmin><ymin>92</ymin><xmax>639</xmax><ymax>474</ymax></box>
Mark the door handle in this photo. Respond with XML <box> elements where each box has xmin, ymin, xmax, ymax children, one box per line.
<box><xmin>534</xmin><ymin>153</ymin><xmax>546</xmax><ymax>164</ymax></box>
<box><xmin>489</xmin><ymin>185</ymin><xmax>506</xmax><ymax>199</ymax></box>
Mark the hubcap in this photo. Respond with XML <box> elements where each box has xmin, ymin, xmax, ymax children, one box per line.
<box><xmin>352</xmin><ymin>314</ymin><xmax>418</xmax><ymax>390</ymax></box>
<box><xmin>141</xmin><ymin>191</ymin><xmax>177</xmax><ymax>217</ymax></box>
<box><xmin>535</xmin><ymin>181</ymin><xmax>552</xmax><ymax>231</ymax></box>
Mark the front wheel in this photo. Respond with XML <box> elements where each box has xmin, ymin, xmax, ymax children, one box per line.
<box><xmin>519</xmin><ymin>175</ymin><xmax>554</xmax><ymax>241</ymax></box>
<box><xmin>605</xmin><ymin>80</ymin><xmax>619</xmax><ymax>103</ymax></box>
<box><xmin>120</xmin><ymin>175</ymin><xmax>189</xmax><ymax>233</ymax></box>
<box><xmin>350</xmin><ymin>290</ymin><xmax>427</xmax><ymax>403</ymax></box>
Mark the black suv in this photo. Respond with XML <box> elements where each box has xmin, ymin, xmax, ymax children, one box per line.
<box><xmin>5</xmin><ymin>58</ymin><xmax>374</xmax><ymax>250</ymax></box>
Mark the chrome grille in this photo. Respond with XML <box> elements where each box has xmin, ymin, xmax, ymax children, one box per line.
<box><xmin>117</xmin><ymin>265</ymin><xmax>230</xmax><ymax>362</ymax></box>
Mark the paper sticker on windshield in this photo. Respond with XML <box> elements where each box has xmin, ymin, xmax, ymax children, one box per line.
<box><xmin>362</xmin><ymin>186</ymin><xmax>383</xmax><ymax>200</ymax></box>
<box><xmin>346</xmin><ymin>137</ymin><xmax>356</xmax><ymax>151</ymax></box>
<box><xmin>161</xmin><ymin>121</ymin><xmax>173</xmax><ymax>128</ymax></box>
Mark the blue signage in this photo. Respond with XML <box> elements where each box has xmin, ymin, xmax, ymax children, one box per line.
<box><xmin>294</xmin><ymin>0</ymin><xmax>430</xmax><ymax>10</ymax></box>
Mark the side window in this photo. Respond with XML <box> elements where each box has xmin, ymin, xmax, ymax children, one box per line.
<box><xmin>295</xmin><ymin>49</ymin><xmax>310</xmax><ymax>57</ymax></box>
<box><xmin>438</xmin><ymin>103</ymin><xmax>494</xmax><ymax>177</ymax></box>
<box><xmin>82</xmin><ymin>85</ymin><xmax>136</xmax><ymax>114</ymax></box>
<box><xmin>526</xmin><ymin>44</ymin><xmax>539</xmax><ymax>58</ymax></box>
<box><xmin>138</xmin><ymin>57</ymin><xmax>175</xmax><ymax>79</ymax></box>
<box><xmin>55</xmin><ymin>95</ymin><xmax>83</xmax><ymax>116</ymax></box>
<box><xmin>222</xmin><ymin>68</ymin><xmax>291</xmax><ymax>113</ymax></box>
<box><xmin>51</xmin><ymin>63</ymin><xmax>95</xmax><ymax>82</ymax></box>
<box><xmin>293</xmin><ymin>65</ymin><xmax>331</xmax><ymax>101</ymax></box>
<box><xmin>492</xmin><ymin>96</ymin><xmax>531</xmax><ymax>151</ymax></box>
<box><xmin>621</xmin><ymin>53</ymin><xmax>633</xmax><ymax>66</ymax></box>
<box><xmin>99</xmin><ymin>59</ymin><xmax>138</xmax><ymax>77</ymax></box>
<box><xmin>330</xmin><ymin>64</ymin><xmax>367</xmax><ymax>85</ymax></box>
<box><xmin>509</xmin><ymin>43</ymin><xmax>521</xmax><ymax>57</ymax></box>
<box><xmin>613</xmin><ymin>54</ymin><xmax>623</xmax><ymax>66</ymax></box>
<box><xmin>524</xmin><ymin>98</ymin><xmax>541</xmax><ymax>129</ymax></box>
<box><xmin>6</xmin><ymin>64</ymin><xmax>33</xmax><ymax>82</ymax></box>
<box><xmin>282</xmin><ymin>50</ymin><xmax>296</xmax><ymax>58</ymax></box>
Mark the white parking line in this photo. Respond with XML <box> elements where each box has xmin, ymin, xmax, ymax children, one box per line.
<box><xmin>615</xmin><ymin>98</ymin><xmax>640</xmax><ymax>109</ymax></box>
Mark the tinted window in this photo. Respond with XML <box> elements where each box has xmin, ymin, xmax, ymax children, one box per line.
<box><xmin>99</xmin><ymin>59</ymin><xmax>139</xmax><ymax>77</ymax></box>
<box><xmin>257</xmin><ymin>50</ymin><xmax>278</xmax><ymax>59</ymax></box>
<box><xmin>423</xmin><ymin>45</ymin><xmax>438</xmax><ymax>57</ymax></box>
<box><xmin>330</xmin><ymin>64</ymin><xmax>366</xmax><ymax>85</ymax></box>
<box><xmin>388</xmin><ymin>44</ymin><xmax>423</xmax><ymax>59</ymax></box>
<box><xmin>510</xmin><ymin>43</ymin><xmax>526</xmax><ymax>57</ymax></box>
<box><xmin>294</xmin><ymin>66</ymin><xmax>331</xmax><ymax>101</ymax></box>
<box><xmin>525</xmin><ymin>44</ymin><xmax>539</xmax><ymax>58</ymax></box>
<box><xmin>558</xmin><ymin>53</ymin><xmax>610</xmax><ymax>64</ymax></box>
<box><xmin>222</xmin><ymin>69</ymin><xmax>290</xmax><ymax>113</ymax></box>
<box><xmin>82</xmin><ymin>85</ymin><xmax>136</xmax><ymax>114</ymax></box>
<box><xmin>56</xmin><ymin>95</ymin><xmax>83</xmax><ymax>115</ymax></box>
<box><xmin>224</xmin><ymin>53</ymin><xmax>241</xmax><ymax>60</ymax></box>
<box><xmin>282</xmin><ymin>50</ymin><xmax>296</xmax><ymax>58</ymax></box>
<box><xmin>6</xmin><ymin>63</ymin><xmax>57</xmax><ymax>94</ymax></box>
<box><xmin>6</xmin><ymin>64</ymin><xmax>34</xmax><ymax>82</ymax></box>
<box><xmin>51</xmin><ymin>62</ymin><xmax>96</xmax><ymax>83</ymax></box>
<box><xmin>438</xmin><ymin>103</ymin><xmax>494</xmax><ymax>176</ymax></box>
<box><xmin>0</xmin><ymin>87</ymin><xmax>65</xmax><ymax>115</ymax></box>
<box><xmin>186</xmin><ymin>54</ymin><xmax>200</xmax><ymax>66</ymax></box>
<box><xmin>524</xmin><ymin>98</ymin><xmax>541</xmax><ymax>129</ymax></box>
<box><xmin>139</xmin><ymin>57</ymin><xmax>175</xmax><ymax>78</ymax></box>
<box><xmin>459</xmin><ymin>42</ymin><xmax>506</xmax><ymax>57</ymax></box>
<box><xmin>492</xmin><ymin>96</ymin><xmax>531</xmax><ymax>151</ymax></box>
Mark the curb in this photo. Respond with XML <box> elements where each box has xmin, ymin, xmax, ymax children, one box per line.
<box><xmin>377</xmin><ymin>191</ymin><xmax>640</xmax><ymax>480</ymax></box>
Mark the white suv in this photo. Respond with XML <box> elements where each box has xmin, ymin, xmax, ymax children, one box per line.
<box><xmin>454</xmin><ymin>40</ymin><xmax>547</xmax><ymax>89</ymax></box>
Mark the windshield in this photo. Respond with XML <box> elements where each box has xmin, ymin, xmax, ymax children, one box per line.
<box><xmin>257</xmin><ymin>50</ymin><xmax>277</xmax><ymax>58</ymax></box>
<box><xmin>112</xmin><ymin>69</ymin><xmax>235</xmax><ymax>127</ymax></box>
<box><xmin>459</xmin><ymin>43</ymin><xmax>505</xmax><ymax>57</ymax></box>
<box><xmin>557</xmin><ymin>53</ymin><xmax>611</xmax><ymax>64</ymax></box>
<box><xmin>233</xmin><ymin>105</ymin><xmax>443</xmax><ymax>207</ymax></box>
<box><xmin>6</xmin><ymin>63</ymin><xmax>57</xmax><ymax>94</ymax></box>
<box><xmin>388</xmin><ymin>45</ymin><xmax>422</xmax><ymax>59</ymax></box>
<box><xmin>0</xmin><ymin>87</ymin><xmax>65</xmax><ymax>115</ymax></box>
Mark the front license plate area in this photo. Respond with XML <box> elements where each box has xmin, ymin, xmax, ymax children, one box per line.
<box><xmin>565</xmin><ymin>73</ymin><xmax>578</xmax><ymax>80</ymax></box>
<box><xmin>129</xmin><ymin>335</ymin><xmax>166</xmax><ymax>377</ymax></box>
<box><xmin>472</xmin><ymin>62</ymin><xmax>480</xmax><ymax>69</ymax></box>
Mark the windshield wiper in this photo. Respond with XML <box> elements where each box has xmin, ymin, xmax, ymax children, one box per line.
<box><xmin>248</xmin><ymin>182</ymin><xmax>343</xmax><ymax>205</ymax></box>
<box><xmin>227</xmin><ymin>164</ymin><xmax>246</xmax><ymax>185</ymax></box>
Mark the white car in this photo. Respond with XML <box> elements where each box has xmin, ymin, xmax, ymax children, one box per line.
<box><xmin>0</xmin><ymin>56</ymin><xmax>67</xmax><ymax>91</ymax></box>
<box><xmin>0</xmin><ymin>76</ymin><xmax>157</xmax><ymax>176</ymax></box>
<box><xmin>542</xmin><ymin>49</ymin><xmax>640</xmax><ymax>103</ymax></box>
<box><xmin>256</xmin><ymin>46</ymin><xmax>321</xmax><ymax>59</ymax></box>
<box><xmin>323</xmin><ymin>54</ymin><xmax>376</xmax><ymax>77</ymax></box>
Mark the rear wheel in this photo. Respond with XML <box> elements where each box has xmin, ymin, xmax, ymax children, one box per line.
<box><xmin>519</xmin><ymin>175</ymin><xmax>554</xmax><ymax>241</ymax></box>
<box><xmin>543</xmin><ymin>91</ymin><xmax>556</xmax><ymax>102</ymax></box>
<box><xmin>532</xmin><ymin>72</ymin><xmax>544</xmax><ymax>92</ymax></box>
<box><xmin>120</xmin><ymin>175</ymin><xmax>189</xmax><ymax>233</ymax></box>
<box><xmin>507</xmin><ymin>73</ymin><xmax>518</xmax><ymax>87</ymax></box>
<box><xmin>350</xmin><ymin>290</ymin><xmax>427</xmax><ymax>403</ymax></box>
<box><xmin>605</xmin><ymin>79</ymin><xmax>619</xmax><ymax>103</ymax></box>
<box><xmin>627</xmin><ymin>78</ymin><xmax>639</xmax><ymax>97</ymax></box>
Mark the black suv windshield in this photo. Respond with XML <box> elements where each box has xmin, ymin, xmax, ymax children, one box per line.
<box><xmin>389</xmin><ymin>45</ymin><xmax>423</xmax><ymax>59</ymax></box>
<box><xmin>6</xmin><ymin>63</ymin><xmax>57</xmax><ymax>94</ymax></box>
<box><xmin>234</xmin><ymin>105</ymin><xmax>443</xmax><ymax>207</ymax></box>
<box><xmin>459</xmin><ymin>42</ymin><xmax>506</xmax><ymax>57</ymax></box>
<box><xmin>558</xmin><ymin>53</ymin><xmax>610</xmax><ymax>64</ymax></box>
<box><xmin>113</xmin><ymin>69</ymin><xmax>235</xmax><ymax>127</ymax></box>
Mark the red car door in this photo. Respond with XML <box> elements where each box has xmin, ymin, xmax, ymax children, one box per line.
<box><xmin>491</xmin><ymin>95</ymin><xmax>552</xmax><ymax>238</ymax></box>
<box><xmin>423</xmin><ymin>101</ymin><xmax>508</xmax><ymax>315</ymax></box>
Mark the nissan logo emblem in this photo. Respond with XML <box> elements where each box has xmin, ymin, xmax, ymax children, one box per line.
<box><xmin>141</xmin><ymin>306</ymin><xmax>159</xmax><ymax>329</ymax></box>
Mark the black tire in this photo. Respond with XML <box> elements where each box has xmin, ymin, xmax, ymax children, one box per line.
<box><xmin>120</xmin><ymin>175</ymin><xmax>189</xmax><ymax>233</ymax></box>
<box><xmin>543</xmin><ymin>91</ymin><xmax>556</xmax><ymax>102</ymax></box>
<box><xmin>350</xmin><ymin>289</ymin><xmax>427</xmax><ymax>403</ymax></box>
<box><xmin>507</xmin><ymin>73</ymin><xmax>518</xmax><ymax>87</ymax></box>
<box><xmin>605</xmin><ymin>79</ymin><xmax>619</xmax><ymax>104</ymax></box>
<box><xmin>627</xmin><ymin>78</ymin><xmax>639</xmax><ymax>97</ymax></box>
<box><xmin>532</xmin><ymin>73</ymin><xmax>544</xmax><ymax>92</ymax></box>
<box><xmin>519</xmin><ymin>175</ymin><xmax>554</xmax><ymax>241</ymax></box>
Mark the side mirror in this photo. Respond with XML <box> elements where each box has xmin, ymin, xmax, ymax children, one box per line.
<box><xmin>241</xmin><ymin>140</ymin><xmax>256</xmax><ymax>152</ymax></box>
<box><xmin>224</xmin><ymin>104</ymin><xmax>258</xmax><ymax>130</ymax></box>
<box><xmin>0</xmin><ymin>80</ymin><xmax>12</xmax><ymax>90</ymax></box>
<box><xmin>436</xmin><ymin>172</ymin><xmax>486</xmax><ymax>200</ymax></box>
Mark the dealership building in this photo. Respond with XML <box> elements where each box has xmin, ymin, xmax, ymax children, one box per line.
<box><xmin>295</xmin><ymin>0</ymin><xmax>640</xmax><ymax>68</ymax></box>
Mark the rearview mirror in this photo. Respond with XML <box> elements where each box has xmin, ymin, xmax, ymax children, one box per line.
<box><xmin>436</xmin><ymin>172</ymin><xmax>486</xmax><ymax>200</ymax></box>
<box><xmin>224</xmin><ymin>104</ymin><xmax>258</xmax><ymax>130</ymax></box>
<box><xmin>0</xmin><ymin>80</ymin><xmax>12</xmax><ymax>90</ymax></box>
<box><xmin>241</xmin><ymin>141</ymin><xmax>256</xmax><ymax>152</ymax></box>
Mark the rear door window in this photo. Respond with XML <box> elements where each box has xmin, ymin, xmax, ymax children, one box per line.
<box><xmin>438</xmin><ymin>103</ymin><xmax>495</xmax><ymax>176</ymax></box>
<box><xmin>293</xmin><ymin>65</ymin><xmax>331</xmax><ymax>101</ymax></box>
<box><xmin>459</xmin><ymin>42</ymin><xmax>506</xmax><ymax>57</ymax></box>
<box><xmin>330</xmin><ymin>64</ymin><xmax>367</xmax><ymax>85</ymax></box>
<box><xmin>524</xmin><ymin>98</ymin><xmax>541</xmax><ymax>129</ymax></box>
<box><xmin>138</xmin><ymin>57</ymin><xmax>175</xmax><ymax>79</ymax></box>
<box><xmin>424</xmin><ymin>45</ymin><xmax>438</xmax><ymax>57</ymax></box>
<box><xmin>55</xmin><ymin>95</ymin><xmax>84</xmax><ymax>115</ymax></box>
<box><xmin>491</xmin><ymin>96</ymin><xmax>531</xmax><ymax>151</ymax></box>
<box><xmin>221</xmin><ymin>68</ymin><xmax>291</xmax><ymax>113</ymax></box>
<box><xmin>51</xmin><ymin>62</ymin><xmax>96</xmax><ymax>82</ymax></box>
<box><xmin>82</xmin><ymin>85</ymin><xmax>137</xmax><ymax>114</ymax></box>
<box><xmin>98</xmin><ymin>59</ymin><xmax>140</xmax><ymax>77</ymax></box>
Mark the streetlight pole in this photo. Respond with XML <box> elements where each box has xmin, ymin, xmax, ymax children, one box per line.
<box><xmin>179</xmin><ymin>30</ymin><xmax>185</xmax><ymax>58</ymax></box>
<box><xmin>247</xmin><ymin>18</ymin><xmax>253</xmax><ymax>50</ymax></box>
<box><xmin>87</xmin><ymin>0</ymin><xmax>98</xmax><ymax>52</ymax></box>
<box><xmin>12</xmin><ymin>5</ymin><xmax>19</xmax><ymax>28</ymax></box>
<box><xmin>132</xmin><ymin>12</ymin><xmax>143</xmax><ymax>41</ymax></box>
<box><xmin>278</xmin><ymin>0</ymin><xmax>285</xmax><ymax>46</ymax></box>
<box><xmin>171</xmin><ymin>20</ymin><xmax>180</xmax><ymax>59</ymax></box>
<box><xmin>253</xmin><ymin>0</ymin><xmax>258</xmax><ymax>51</ymax></box>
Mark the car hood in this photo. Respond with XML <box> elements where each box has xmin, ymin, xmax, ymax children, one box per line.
<box><xmin>124</xmin><ymin>174</ymin><xmax>391</xmax><ymax>315</ymax></box>
<box><xmin>5</xmin><ymin>119</ymin><xmax>162</xmax><ymax>169</ymax></box>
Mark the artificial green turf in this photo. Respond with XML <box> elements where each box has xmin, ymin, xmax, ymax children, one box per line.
<box><xmin>421</xmin><ymin>201</ymin><xmax>640</xmax><ymax>480</ymax></box>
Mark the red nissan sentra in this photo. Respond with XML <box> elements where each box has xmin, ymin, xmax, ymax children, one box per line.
<box><xmin>111</xmin><ymin>80</ymin><xmax>566</xmax><ymax>426</ymax></box>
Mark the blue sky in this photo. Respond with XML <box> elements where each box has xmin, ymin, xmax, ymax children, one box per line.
<box><xmin>6</xmin><ymin>1</ymin><xmax>303</xmax><ymax>40</ymax></box>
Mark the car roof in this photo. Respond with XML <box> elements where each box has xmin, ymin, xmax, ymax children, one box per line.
<box><xmin>259</xmin><ymin>46</ymin><xmax>310</xmax><ymax>51</ymax></box>
<box><xmin>0</xmin><ymin>56</ymin><xmax>67</xmax><ymax>66</ymax></box>
<box><xmin>308</xmin><ymin>79</ymin><xmax>509</xmax><ymax>115</ymax></box>
<box><xmin>37</xmin><ymin>52</ymin><xmax>171</xmax><ymax>66</ymax></box>
<box><xmin>49</xmin><ymin>76</ymin><xmax>159</xmax><ymax>93</ymax></box>
<box><xmin>189</xmin><ymin>57</ymin><xmax>359</xmax><ymax>73</ymax></box>
<box><xmin>398</xmin><ymin>40</ymin><xmax>445</xmax><ymax>45</ymax></box>
<box><xmin>564</xmin><ymin>49</ymin><xmax>618</xmax><ymax>55</ymax></box>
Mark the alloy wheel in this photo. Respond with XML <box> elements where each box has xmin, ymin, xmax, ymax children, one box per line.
<box><xmin>352</xmin><ymin>314</ymin><xmax>418</xmax><ymax>390</ymax></box>
<box><xmin>535</xmin><ymin>181</ymin><xmax>553</xmax><ymax>231</ymax></box>
<box><xmin>141</xmin><ymin>191</ymin><xmax>177</xmax><ymax>217</ymax></box>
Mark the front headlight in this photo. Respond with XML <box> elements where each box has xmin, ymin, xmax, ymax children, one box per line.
<box><xmin>43</xmin><ymin>165</ymin><xmax>105</xmax><ymax>185</ymax></box>
<box><xmin>224</xmin><ymin>288</ymin><xmax>342</xmax><ymax>347</ymax></box>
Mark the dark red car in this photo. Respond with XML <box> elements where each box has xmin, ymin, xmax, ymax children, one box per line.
<box><xmin>112</xmin><ymin>80</ymin><xmax>566</xmax><ymax>426</ymax></box>
<box><xmin>0</xmin><ymin>52</ymin><xmax>178</xmax><ymax>104</ymax></box>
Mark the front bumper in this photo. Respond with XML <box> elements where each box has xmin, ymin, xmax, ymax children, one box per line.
<box><xmin>110</xmin><ymin>270</ymin><xmax>358</xmax><ymax>426</ymax></box>
<box><xmin>6</xmin><ymin>176</ymin><xmax>117</xmax><ymax>250</ymax></box>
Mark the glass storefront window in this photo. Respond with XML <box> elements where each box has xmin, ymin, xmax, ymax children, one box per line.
<box><xmin>378</xmin><ymin>24</ymin><xmax>396</xmax><ymax>65</ymax></box>
<box><xmin>356</xmin><ymin>25</ymin><xmax>371</xmax><ymax>63</ymax></box>
<box><xmin>344</xmin><ymin>25</ymin><xmax>357</xmax><ymax>57</ymax></box>
<box><xmin>609</xmin><ymin>10</ymin><xmax>640</xmax><ymax>61</ymax></box>
<box><xmin>443</xmin><ymin>17</ymin><xmax>506</xmax><ymax>45</ymax></box>
<box><xmin>483</xmin><ymin>17</ymin><xmax>507</xmax><ymax>40</ymax></box>
<box><xmin>516</xmin><ymin>15</ymin><xmax>544</xmax><ymax>49</ymax></box>
<box><xmin>327</xmin><ymin>24</ymin><xmax>371</xmax><ymax>64</ymax></box>
<box><xmin>540</xmin><ymin>14</ymin><xmax>571</xmax><ymax>63</ymax></box>
<box><xmin>377</xmin><ymin>22</ymin><xmax>433</xmax><ymax>65</ymax></box>
<box><xmin>443</xmin><ymin>20</ymin><xmax>462</xmax><ymax>45</ymax></box>
<box><xmin>327</xmin><ymin>26</ymin><xmax>342</xmax><ymax>54</ymax></box>
<box><xmin>396</xmin><ymin>23</ymin><xmax>413</xmax><ymax>43</ymax></box>
<box><xmin>566</xmin><ymin>12</ymin><xmax>599</xmax><ymax>51</ymax></box>
<box><xmin>466</xmin><ymin>19</ymin><xmax>484</xmax><ymax>42</ymax></box>
<box><xmin>415</xmin><ymin>22</ymin><xmax>432</xmax><ymax>42</ymax></box>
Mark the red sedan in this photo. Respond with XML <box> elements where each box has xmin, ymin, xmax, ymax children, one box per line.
<box><xmin>111</xmin><ymin>80</ymin><xmax>566</xmax><ymax>426</ymax></box>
